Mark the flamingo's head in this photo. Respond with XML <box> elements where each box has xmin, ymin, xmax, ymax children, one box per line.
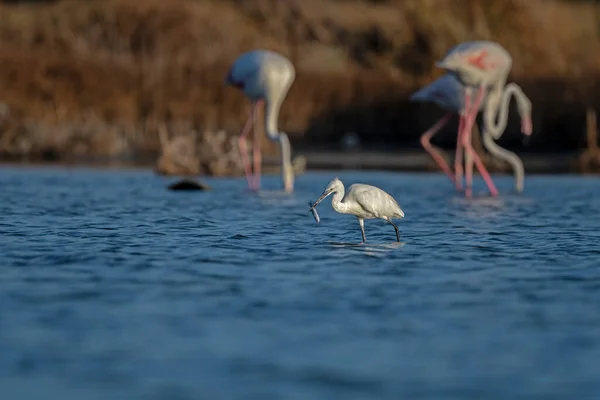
<box><xmin>224</xmin><ymin>69</ymin><xmax>244</xmax><ymax>89</ymax></box>
<box><xmin>411</xmin><ymin>74</ymin><xmax>465</xmax><ymax>112</ymax></box>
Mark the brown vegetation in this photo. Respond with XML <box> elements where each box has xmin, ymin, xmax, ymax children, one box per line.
<box><xmin>1</xmin><ymin>0</ymin><xmax>600</xmax><ymax>172</ymax></box>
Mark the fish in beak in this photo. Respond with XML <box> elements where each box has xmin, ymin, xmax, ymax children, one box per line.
<box><xmin>309</xmin><ymin>188</ymin><xmax>334</xmax><ymax>212</ymax></box>
<box><xmin>308</xmin><ymin>201</ymin><xmax>320</xmax><ymax>223</ymax></box>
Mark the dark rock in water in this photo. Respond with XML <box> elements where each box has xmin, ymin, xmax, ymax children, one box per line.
<box><xmin>167</xmin><ymin>179</ymin><xmax>211</xmax><ymax>191</ymax></box>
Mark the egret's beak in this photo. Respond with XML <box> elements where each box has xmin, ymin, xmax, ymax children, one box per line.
<box><xmin>309</xmin><ymin>188</ymin><xmax>334</xmax><ymax>212</ymax></box>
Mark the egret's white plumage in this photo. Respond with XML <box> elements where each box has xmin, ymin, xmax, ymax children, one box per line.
<box><xmin>309</xmin><ymin>177</ymin><xmax>404</xmax><ymax>242</ymax></box>
<box><xmin>225</xmin><ymin>49</ymin><xmax>296</xmax><ymax>192</ymax></box>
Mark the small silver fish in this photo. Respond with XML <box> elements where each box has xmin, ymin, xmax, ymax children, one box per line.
<box><xmin>308</xmin><ymin>201</ymin><xmax>320</xmax><ymax>224</ymax></box>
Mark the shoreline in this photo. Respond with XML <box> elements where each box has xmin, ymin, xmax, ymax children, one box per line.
<box><xmin>0</xmin><ymin>151</ymin><xmax>594</xmax><ymax>175</ymax></box>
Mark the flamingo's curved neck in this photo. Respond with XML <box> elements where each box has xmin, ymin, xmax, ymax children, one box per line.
<box><xmin>483</xmin><ymin>82</ymin><xmax>531</xmax><ymax>140</ymax></box>
<box><xmin>264</xmin><ymin>99</ymin><xmax>294</xmax><ymax>189</ymax></box>
<box><xmin>481</xmin><ymin>82</ymin><xmax>530</xmax><ymax>192</ymax></box>
<box><xmin>264</xmin><ymin>100</ymin><xmax>289</xmax><ymax>160</ymax></box>
<box><xmin>481</xmin><ymin>131</ymin><xmax>525</xmax><ymax>192</ymax></box>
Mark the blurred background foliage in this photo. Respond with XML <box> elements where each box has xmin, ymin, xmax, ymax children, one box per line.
<box><xmin>0</xmin><ymin>0</ymin><xmax>599</xmax><ymax>170</ymax></box>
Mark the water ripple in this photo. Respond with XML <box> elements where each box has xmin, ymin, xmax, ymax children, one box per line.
<box><xmin>1</xmin><ymin>168</ymin><xmax>600</xmax><ymax>399</ymax></box>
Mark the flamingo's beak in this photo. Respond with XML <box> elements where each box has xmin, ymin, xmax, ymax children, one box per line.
<box><xmin>224</xmin><ymin>70</ymin><xmax>233</xmax><ymax>86</ymax></box>
<box><xmin>435</xmin><ymin>60</ymin><xmax>450</xmax><ymax>70</ymax></box>
<box><xmin>521</xmin><ymin>117</ymin><xmax>533</xmax><ymax>146</ymax></box>
<box><xmin>409</xmin><ymin>91</ymin><xmax>423</xmax><ymax>102</ymax></box>
<box><xmin>522</xmin><ymin>117</ymin><xmax>533</xmax><ymax>136</ymax></box>
<box><xmin>309</xmin><ymin>188</ymin><xmax>334</xmax><ymax>212</ymax></box>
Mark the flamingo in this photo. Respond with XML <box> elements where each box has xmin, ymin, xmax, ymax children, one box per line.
<box><xmin>309</xmin><ymin>177</ymin><xmax>405</xmax><ymax>243</ymax></box>
<box><xmin>225</xmin><ymin>50</ymin><xmax>296</xmax><ymax>192</ymax></box>
<box><xmin>434</xmin><ymin>40</ymin><xmax>533</xmax><ymax>197</ymax></box>
<box><xmin>410</xmin><ymin>72</ymin><xmax>533</xmax><ymax>193</ymax></box>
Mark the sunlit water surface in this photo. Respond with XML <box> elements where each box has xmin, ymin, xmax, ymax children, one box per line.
<box><xmin>1</xmin><ymin>167</ymin><xmax>600</xmax><ymax>399</ymax></box>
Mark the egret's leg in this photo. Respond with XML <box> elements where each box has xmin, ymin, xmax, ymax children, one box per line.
<box><xmin>238</xmin><ymin>102</ymin><xmax>259</xmax><ymax>191</ymax></box>
<box><xmin>358</xmin><ymin>218</ymin><xmax>366</xmax><ymax>243</ymax></box>
<box><xmin>385</xmin><ymin>219</ymin><xmax>400</xmax><ymax>242</ymax></box>
<box><xmin>461</xmin><ymin>86</ymin><xmax>498</xmax><ymax>197</ymax></box>
<box><xmin>420</xmin><ymin>113</ymin><xmax>455</xmax><ymax>186</ymax></box>
<box><xmin>252</xmin><ymin>100</ymin><xmax>263</xmax><ymax>190</ymax></box>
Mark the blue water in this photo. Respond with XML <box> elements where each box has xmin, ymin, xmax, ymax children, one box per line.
<box><xmin>1</xmin><ymin>166</ymin><xmax>600</xmax><ymax>400</ymax></box>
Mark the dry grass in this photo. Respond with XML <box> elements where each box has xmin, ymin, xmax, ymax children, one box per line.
<box><xmin>0</xmin><ymin>0</ymin><xmax>600</xmax><ymax>166</ymax></box>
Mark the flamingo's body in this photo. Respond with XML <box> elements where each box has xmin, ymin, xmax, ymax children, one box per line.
<box><xmin>225</xmin><ymin>50</ymin><xmax>296</xmax><ymax>192</ymax></box>
<box><xmin>434</xmin><ymin>40</ymin><xmax>533</xmax><ymax>197</ymax></box>
<box><xmin>410</xmin><ymin>72</ymin><xmax>532</xmax><ymax>192</ymax></box>
<box><xmin>309</xmin><ymin>177</ymin><xmax>404</xmax><ymax>243</ymax></box>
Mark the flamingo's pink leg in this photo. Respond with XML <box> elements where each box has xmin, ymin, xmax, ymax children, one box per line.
<box><xmin>464</xmin><ymin>93</ymin><xmax>475</xmax><ymax>195</ymax></box>
<box><xmin>461</xmin><ymin>86</ymin><xmax>498</xmax><ymax>197</ymax></box>
<box><xmin>455</xmin><ymin>90</ymin><xmax>473</xmax><ymax>192</ymax></box>
<box><xmin>252</xmin><ymin>100</ymin><xmax>264</xmax><ymax>190</ymax></box>
<box><xmin>238</xmin><ymin>102</ymin><xmax>259</xmax><ymax>191</ymax></box>
<box><xmin>454</xmin><ymin>113</ymin><xmax>466</xmax><ymax>191</ymax></box>
<box><xmin>420</xmin><ymin>113</ymin><xmax>454</xmax><ymax>185</ymax></box>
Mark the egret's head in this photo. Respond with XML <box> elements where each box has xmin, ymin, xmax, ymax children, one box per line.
<box><xmin>325</xmin><ymin>177</ymin><xmax>343</xmax><ymax>193</ymax></box>
<box><xmin>310</xmin><ymin>177</ymin><xmax>343</xmax><ymax>211</ymax></box>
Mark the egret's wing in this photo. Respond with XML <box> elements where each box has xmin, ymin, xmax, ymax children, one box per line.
<box><xmin>352</xmin><ymin>185</ymin><xmax>404</xmax><ymax>219</ymax></box>
<box><xmin>352</xmin><ymin>186</ymin><xmax>386</xmax><ymax>217</ymax></box>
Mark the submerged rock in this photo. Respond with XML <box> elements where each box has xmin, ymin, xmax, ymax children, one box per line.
<box><xmin>167</xmin><ymin>179</ymin><xmax>212</xmax><ymax>191</ymax></box>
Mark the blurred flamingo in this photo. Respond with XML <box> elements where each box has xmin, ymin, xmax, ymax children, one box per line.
<box><xmin>225</xmin><ymin>50</ymin><xmax>296</xmax><ymax>192</ymax></box>
<box><xmin>434</xmin><ymin>40</ymin><xmax>533</xmax><ymax>197</ymax></box>
<box><xmin>410</xmin><ymin>72</ymin><xmax>532</xmax><ymax>193</ymax></box>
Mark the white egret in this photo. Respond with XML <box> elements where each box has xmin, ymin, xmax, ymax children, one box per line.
<box><xmin>309</xmin><ymin>177</ymin><xmax>405</xmax><ymax>243</ymax></box>
<box><xmin>225</xmin><ymin>49</ymin><xmax>296</xmax><ymax>192</ymax></box>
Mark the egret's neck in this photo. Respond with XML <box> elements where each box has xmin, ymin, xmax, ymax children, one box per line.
<box><xmin>483</xmin><ymin>82</ymin><xmax>530</xmax><ymax>140</ymax></box>
<box><xmin>331</xmin><ymin>188</ymin><xmax>350</xmax><ymax>214</ymax></box>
